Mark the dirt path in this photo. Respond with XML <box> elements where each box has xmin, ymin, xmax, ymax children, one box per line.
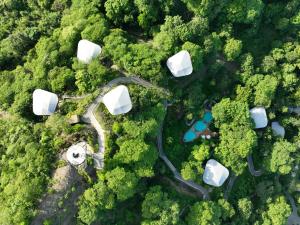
<box><xmin>31</xmin><ymin>165</ymin><xmax>84</xmax><ymax>225</ymax></box>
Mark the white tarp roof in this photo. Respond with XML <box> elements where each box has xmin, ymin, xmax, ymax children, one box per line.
<box><xmin>33</xmin><ymin>89</ymin><xmax>58</xmax><ymax>116</ymax></box>
<box><xmin>77</xmin><ymin>39</ymin><xmax>101</xmax><ymax>64</ymax></box>
<box><xmin>250</xmin><ymin>107</ymin><xmax>268</xmax><ymax>129</ymax></box>
<box><xmin>166</xmin><ymin>50</ymin><xmax>193</xmax><ymax>77</ymax></box>
<box><xmin>271</xmin><ymin>122</ymin><xmax>285</xmax><ymax>137</ymax></box>
<box><xmin>203</xmin><ymin>159</ymin><xmax>229</xmax><ymax>187</ymax></box>
<box><xmin>102</xmin><ymin>85</ymin><xmax>132</xmax><ymax>115</ymax></box>
<box><xmin>66</xmin><ymin>142</ymin><xmax>87</xmax><ymax>166</ymax></box>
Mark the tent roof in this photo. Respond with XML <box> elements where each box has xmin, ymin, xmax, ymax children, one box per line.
<box><xmin>166</xmin><ymin>50</ymin><xmax>193</xmax><ymax>77</ymax></box>
<box><xmin>66</xmin><ymin>142</ymin><xmax>87</xmax><ymax>166</ymax></box>
<box><xmin>250</xmin><ymin>107</ymin><xmax>268</xmax><ymax>129</ymax></box>
<box><xmin>271</xmin><ymin>122</ymin><xmax>285</xmax><ymax>137</ymax></box>
<box><xmin>77</xmin><ymin>39</ymin><xmax>101</xmax><ymax>64</ymax></box>
<box><xmin>203</xmin><ymin>159</ymin><xmax>229</xmax><ymax>187</ymax></box>
<box><xmin>102</xmin><ymin>85</ymin><xmax>132</xmax><ymax>115</ymax></box>
<box><xmin>32</xmin><ymin>89</ymin><xmax>58</xmax><ymax>116</ymax></box>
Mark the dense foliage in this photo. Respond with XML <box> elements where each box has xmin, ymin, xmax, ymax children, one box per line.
<box><xmin>0</xmin><ymin>0</ymin><xmax>299</xmax><ymax>224</ymax></box>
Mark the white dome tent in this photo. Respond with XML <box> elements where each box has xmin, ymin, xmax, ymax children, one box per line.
<box><xmin>271</xmin><ymin>122</ymin><xmax>285</xmax><ymax>138</ymax></box>
<box><xmin>250</xmin><ymin>107</ymin><xmax>268</xmax><ymax>129</ymax></box>
<box><xmin>102</xmin><ymin>85</ymin><xmax>132</xmax><ymax>115</ymax></box>
<box><xmin>32</xmin><ymin>89</ymin><xmax>58</xmax><ymax>116</ymax></box>
<box><xmin>203</xmin><ymin>159</ymin><xmax>229</xmax><ymax>187</ymax></box>
<box><xmin>77</xmin><ymin>39</ymin><xmax>101</xmax><ymax>64</ymax></box>
<box><xmin>166</xmin><ymin>50</ymin><xmax>193</xmax><ymax>77</ymax></box>
<box><xmin>66</xmin><ymin>142</ymin><xmax>87</xmax><ymax>166</ymax></box>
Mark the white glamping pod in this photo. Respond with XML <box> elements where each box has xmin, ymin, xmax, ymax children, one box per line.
<box><xmin>32</xmin><ymin>89</ymin><xmax>58</xmax><ymax>116</ymax></box>
<box><xmin>250</xmin><ymin>107</ymin><xmax>268</xmax><ymax>129</ymax></box>
<box><xmin>167</xmin><ymin>50</ymin><xmax>193</xmax><ymax>77</ymax></box>
<box><xmin>203</xmin><ymin>159</ymin><xmax>229</xmax><ymax>187</ymax></box>
<box><xmin>77</xmin><ymin>39</ymin><xmax>101</xmax><ymax>64</ymax></box>
<box><xmin>102</xmin><ymin>85</ymin><xmax>132</xmax><ymax>115</ymax></box>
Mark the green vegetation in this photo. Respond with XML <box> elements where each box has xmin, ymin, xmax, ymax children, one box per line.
<box><xmin>0</xmin><ymin>0</ymin><xmax>299</xmax><ymax>224</ymax></box>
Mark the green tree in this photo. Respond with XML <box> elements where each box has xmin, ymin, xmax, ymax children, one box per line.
<box><xmin>142</xmin><ymin>186</ymin><xmax>180</xmax><ymax>225</ymax></box>
<box><xmin>114</xmin><ymin>139</ymin><xmax>158</xmax><ymax>177</ymax></box>
<box><xmin>224</xmin><ymin>38</ymin><xmax>243</xmax><ymax>61</ymax></box>
<box><xmin>48</xmin><ymin>66</ymin><xmax>75</xmax><ymax>93</ymax></box>
<box><xmin>238</xmin><ymin>198</ymin><xmax>253</xmax><ymax>221</ymax></box>
<box><xmin>182</xmin><ymin>42</ymin><xmax>203</xmax><ymax>72</ymax></box>
<box><xmin>260</xmin><ymin>196</ymin><xmax>291</xmax><ymax>225</ymax></box>
<box><xmin>254</xmin><ymin>75</ymin><xmax>278</xmax><ymax>108</ymax></box>
<box><xmin>105</xmin><ymin>167</ymin><xmax>139</xmax><ymax>201</ymax></box>
<box><xmin>181</xmin><ymin>144</ymin><xmax>210</xmax><ymax>181</ymax></box>
<box><xmin>186</xmin><ymin>200</ymin><xmax>234</xmax><ymax>225</ymax></box>
<box><xmin>215</xmin><ymin>124</ymin><xmax>257</xmax><ymax>175</ymax></box>
<box><xmin>81</xmin><ymin>14</ymin><xmax>109</xmax><ymax>43</ymax></box>
<box><xmin>226</xmin><ymin>0</ymin><xmax>264</xmax><ymax>24</ymax></box>
<box><xmin>265</xmin><ymin>140</ymin><xmax>297</xmax><ymax>175</ymax></box>
<box><xmin>104</xmin><ymin>0</ymin><xmax>136</xmax><ymax>26</ymax></box>
<box><xmin>78</xmin><ymin>181</ymin><xmax>115</xmax><ymax>225</ymax></box>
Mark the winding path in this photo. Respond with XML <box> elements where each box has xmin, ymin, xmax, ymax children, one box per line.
<box><xmin>157</xmin><ymin>101</ymin><xmax>210</xmax><ymax>200</ymax></box>
<box><xmin>224</xmin><ymin>173</ymin><xmax>237</xmax><ymax>200</ymax></box>
<box><xmin>81</xmin><ymin>75</ymin><xmax>167</xmax><ymax>169</ymax></box>
<box><xmin>77</xmin><ymin>73</ymin><xmax>212</xmax><ymax>199</ymax></box>
<box><xmin>286</xmin><ymin>192</ymin><xmax>300</xmax><ymax>225</ymax></box>
<box><xmin>247</xmin><ymin>155</ymin><xmax>263</xmax><ymax>177</ymax></box>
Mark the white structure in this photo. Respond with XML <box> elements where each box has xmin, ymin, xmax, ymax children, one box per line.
<box><xmin>32</xmin><ymin>89</ymin><xmax>58</xmax><ymax>116</ymax></box>
<box><xmin>166</xmin><ymin>50</ymin><xmax>193</xmax><ymax>77</ymax></box>
<box><xmin>66</xmin><ymin>142</ymin><xmax>87</xmax><ymax>166</ymax></box>
<box><xmin>203</xmin><ymin>159</ymin><xmax>229</xmax><ymax>187</ymax></box>
<box><xmin>102</xmin><ymin>85</ymin><xmax>132</xmax><ymax>115</ymax></box>
<box><xmin>77</xmin><ymin>40</ymin><xmax>101</xmax><ymax>64</ymax></box>
<box><xmin>250</xmin><ymin>107</ymin><xmax>268</xmax><ymax>129</ymax></box>
<box><xmin>271</xmin><ymin>122</ymin><xmax>285</xmax><ymax>138</ymax></box>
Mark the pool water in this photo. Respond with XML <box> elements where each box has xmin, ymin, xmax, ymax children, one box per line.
<box><xmin>203</xmin><ymin>111</ymin><xmax>213</xmax><ymax>123</ymax></box>
<box><xmin>184</xmin><ymin>130</ymin><xmax>197</xmax><ymax>142</ymax></box>
<box><xmin>195</xmin><ymin>121</ymin><xmax>207</xmax><ymax>132</ymax></box>
<box><xmin>183</xmin><ymin>111</ymin><xmax>214</xmax><ymax>143</ymax></box>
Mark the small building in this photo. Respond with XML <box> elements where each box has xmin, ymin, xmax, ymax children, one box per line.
<box><xmin>250</xmin><ymin>107</ymin><xmax>268</xmax><ymax>129</ymax></box>
<box><xmin>271</xmin><ymin>122</ymin><xmax>285</xmax><ymax>138</ymax></box>
<box><xmin>102</xmin><ymin>85</ymin><xmax>132</xmax><ymax>115</ymax></box>
<box><xmin>77</xmin><ymin>39</ymin><xmax>101</xmax><ymax>64</ymax></box>
<box><xmin>203</xmin><ymin>159</ymin><xmax>229</xmax><ymax>187</ymax></box>
<box><xmin>32</xmin><ymin>89</ymin><xmax>58</xmax><ymax>116</ymax></box>
<box><xmin>166</xmin><ymin>50</ymin><xmax>193</xmax><ymax>77</ymax></box>
<box><xmin>66</xmin><ymin>142</ymin><xmax>87</xmax><ymax>166</ymax></box>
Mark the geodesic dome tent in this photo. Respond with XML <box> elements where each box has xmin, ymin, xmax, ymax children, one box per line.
<box><xmin>166</xmin><ymin>50</ymin><xmax>193</xmax><ymax>77</ymax></box>
<box><xmin>203</xmin><ymin>159</ymin><xmax>229</xmax><ymax>187</ymax></box>
<box><xmin>102</xmin><ymin>85</ymin><xmax>132</xmax><ymax>115</ymax></box>
<box><xmin>32</xmin><ymin>89</ymin><xmax>58</xmax><ymax>116</ymax></box>
<box><xmin>250</xmin><ymin>107</ymin><xmax>268</xmax><ymax>129</ymax></box>
<box><xmin>66</xmin><ymin>142</ymin><xmax>87</xmax><ymax>166</ymax></box>
<box><xmin>271</xmin><ymin>122</ymin><xmax>285</xmax><ymax>138</ymax></box>
<box><xmin>77</xmin><ymin>39</ymin><xmax>101</xmax><ymax>64</ymax></box>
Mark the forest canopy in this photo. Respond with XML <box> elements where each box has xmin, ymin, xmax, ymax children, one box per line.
<box><xmin>0</xmin><ymin>0</ymin><xmax>299</xmax><ymax>224</ymax></box>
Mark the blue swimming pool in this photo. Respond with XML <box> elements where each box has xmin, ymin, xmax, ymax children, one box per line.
<box><xmin>183</xmin><ymin>111</ymin><xmax>214</xmax><ymax>143</ymax></box>
<box><xmin>195</xmin><ymin>121</ymin><xmax>207</xmax><ymax>132</ymax></box>
<box><xmin>203</xmin><ymin>111</ymin><xmax>213</xmax><ymax>123</ymax></box>
<box><xmin>184</xmin><ymin>130</ymin><xmax>197</xmax><ymax>142</ymax></box>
